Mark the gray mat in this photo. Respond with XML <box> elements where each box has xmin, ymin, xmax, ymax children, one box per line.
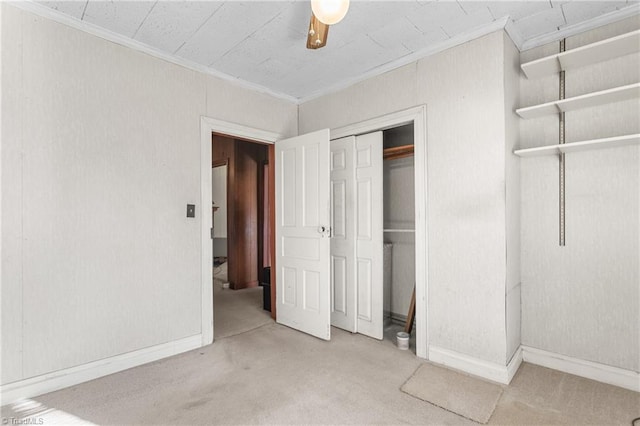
<box><xmin>401</xmin><ymin>363</ymin><xmax>503</xmax><ymax>424</ymax></box>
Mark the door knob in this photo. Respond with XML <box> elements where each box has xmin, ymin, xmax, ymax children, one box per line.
<box><xmin>318</xmin><ymin>226</ymin><xmax>331</xmax><ymax>237</ymax></box>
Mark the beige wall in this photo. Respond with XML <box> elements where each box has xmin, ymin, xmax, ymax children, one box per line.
<box><xmin>504</xmin><ymin>32</ymin><xmax>522</xmax><ymax>362</ymax></box>
<box><xmin>300</xmin><ymin>31</ymin><xmax>517</xmax><ymax>366</ymax></box>
<box><xmin>520</xmin><ymin>16</ymin><xmax>640</xmax><ymax>372</ymax></box>
<box><xmin>1</xmin><ymin>4</ymin><xmax>297</xmax><ymax>385</ymax></box>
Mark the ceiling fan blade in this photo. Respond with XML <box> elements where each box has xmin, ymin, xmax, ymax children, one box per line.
<box><xmin>306</xmin><ymin>13</ymin><xmax>329</xmax><ymax>50</ymax></box>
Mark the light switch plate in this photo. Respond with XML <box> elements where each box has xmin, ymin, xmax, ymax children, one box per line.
<box><xmin>187</xmin><ymin>204</ymin><xmax>195</xmax><ymax>218</ymax></box>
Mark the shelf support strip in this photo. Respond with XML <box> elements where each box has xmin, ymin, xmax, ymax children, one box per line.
<box><xmin>559</xmin><ymin>39</ymin><xmax>566</xmax><ymax>247</ymax></box>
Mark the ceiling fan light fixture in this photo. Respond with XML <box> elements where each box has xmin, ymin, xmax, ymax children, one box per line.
<box><xmin>311</xmin><ymin>0</ymin><xmax>349</xmax><ymax>25</ymax></box>
<box><xmin>306</xmin><ymin>13</ymin><xmax>329</xmax><ymax>49</ymax></box>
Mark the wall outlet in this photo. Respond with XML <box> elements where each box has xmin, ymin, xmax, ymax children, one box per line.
<box><xmin>186</xmin><ymin>204</ymin><xmax>195</xmax><ymax>218</ymax></box>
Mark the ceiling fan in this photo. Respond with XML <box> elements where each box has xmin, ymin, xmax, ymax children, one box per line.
<box><xmin>306</xmin><ymin>0</ymin><xmax>350</xmax><ymax>50</ymax></box>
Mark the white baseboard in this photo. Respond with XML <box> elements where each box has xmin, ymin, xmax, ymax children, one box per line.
<box><xmin>0</xmin><ymin>334</ymin><xmax>203</xmax><ymax>405</ymax></box>
<box><xmin>428</xmin><ymin>344</ymin><xmax>639</xmax><ymax>392</ymax></box>
<box><xmin>428</xmin><ymin>345</ymin><xmax>522</xmax><ymax>385</ymax></box>
<box><xmin>521</xmin><ymin>346</ymin><xmax>640</xmax><ymax>392</ymax></box>
<box><xmin>506</xmin><ymin>346</ymin><xmax>524</xmax><ymax>383</ymax></box>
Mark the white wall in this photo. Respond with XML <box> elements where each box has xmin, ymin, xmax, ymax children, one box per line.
<box><xmin>212</xmin><ymin>165</ymin><xmax>227</xmax><ymax>238</ymax></box>
<box><xmin>1</xmin><ymin>4</ymin><xmax>297</xmax><ymax>385</ymax></box>
<box><xmin>520</xmin><ymin>16</ymin><xmax>640</xmax><ymax>372</ymax></box>
<box><xmin>504</xmin><ymin>33</ymin><xmax>521</xmax><ymax>362</ymax></box>
<box><xmin>300</xmin><ymin>31</ymin><xmax>515</xmax><ymax>366</ymax></box>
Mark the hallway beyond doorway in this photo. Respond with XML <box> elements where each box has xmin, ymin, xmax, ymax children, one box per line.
<box><xmin>213</xmin><ymin>269</ymin><xmax>272</xmax><ymax>340</ymax></box>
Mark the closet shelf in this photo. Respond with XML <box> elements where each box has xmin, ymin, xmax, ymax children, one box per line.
<box><xmin>521</xmin><ymin>30</ymin><xmax>640</xmax><ymax>79</ymax></box>
<box><xmin>515</xmin><ymin>83</ymin><xmax>640</xmax><ymax>119</ymax></box>
<box><xmin>383</xmin><ymin>144</ymin><xmax>414</xmax><ymax>161</ymax></box>
<box><xmin>383</xmin><ymin>229</ymin><xmax>415</xmax><ymax>233</ymax></box>
<box><xmin>513</xmin><ymin>134</ymin><xmax>640</xmax><ymax>157</ymax></box>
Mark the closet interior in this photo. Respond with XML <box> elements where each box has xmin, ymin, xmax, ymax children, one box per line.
<box><xmin>382</xmin><ymin>124</ymin><xmax>416</xmax><ymax>352</ymax></box>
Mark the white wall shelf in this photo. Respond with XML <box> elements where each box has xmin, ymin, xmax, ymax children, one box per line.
<box><xmin>521</xmin><ymin>30</ymin><xmax>640</xmax><ymax>79</ymax></box>
<box><xmin>516</xmin><ymin>83</ymin><xmax>640</xmax><ymax>119</ymax></box>
<box><xmin>514</xmin><ymin>134</ymin><xmax>640</xmax><ymax>157</ymax></box>
<box><xmin>383</xmin><ymin>229</ymin><xmax>415</xmax><ymax>233</ymax></box>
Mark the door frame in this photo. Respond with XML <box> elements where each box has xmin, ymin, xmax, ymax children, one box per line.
<box><xmin>329</xmin><ymin>105</ymin><xmax>429</xmax><ymax>359</ymax></box>
<box><xmin>200</xmin><ymin>116</ymin><xmax>283</xmax><ymax>346</ymax></box>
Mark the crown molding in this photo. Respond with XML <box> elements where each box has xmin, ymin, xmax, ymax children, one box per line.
<box><xmin>503</xmin><ymin>18</ymin><xmax>525</xmax><ymax>51</ymax></box>
<box><xmin>8</xmin><ymin>1</ymin><xmax>299</xmax><ymax>104</ymax></box>
<box><xmin>297</xmin><ymin>16</ymin><xmax>511</xmax><ymax>104</ymax></box>
<box><xmin>9</xmin><ymin>0</ymin><xmax>511</xmax><ymax>104</ymax></box>
<box><xmin>8</xmin><ymin>1</ymin><xmax>640</xmax><ymax>105</ymax></box>
<box><xmin>520</xmin><ymin>3</ymin><xmax>640</xmax><ymax>51</ymax></box>
<box><xmin>299</xmin><ymin>3</ymin><xmax>640</xmax><ymax>103</ymax></box>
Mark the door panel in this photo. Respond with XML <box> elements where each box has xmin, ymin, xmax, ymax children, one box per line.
<box><xmin>357</xmin><ymin>180</ymin><xmax>372</xmax><ymax>238</ymax></box>
<box><xmin>276</xmin><ymin>129</ymin><xmax>331</xmax><ymax>340</ymax></box>
<box><xmin>332</xmin><ymin>256</ymin><xmax>347</xmax><ymax>315</ymax></box>
<box><xmin>303</xmin><ymin>145</ymin><xmax>320</xmax><ymax>227</ymax></box>
<box><xmin>355</xmin><ymin>132</ymin><xmax>384</xmax><ymax>340</ymax></box>
<box><xmin>283</xmin><ymin>266</ymin><xmax>297</xmax><ymax>306</ymax></box>
<box><xmin>303</xmin><ymin>270</ymin><xmax>321</xmax><ymax>312</ymax></box>
<box><xmin>330</xmin><ymin>136</ymin><xmax>357</xmax><ymax>332</ymax></box>
<box><xmin>280</xmin><ymin>148</ymin><xmax>297</xmax><ymax>228</ymax></box>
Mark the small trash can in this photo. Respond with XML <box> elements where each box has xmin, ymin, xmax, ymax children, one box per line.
<box><xmin>396</xmin><ymin>332</ymin><xmax>410</xmax><ymax>350</ymax></box>
<box><xmin>260</xmin><ymin>267</ymin><xmax>271</xmax><ymax>312</ymax></box>
<box><xmin>261</xmin><ymin>283</ymin><xmax>271</xmax><ymax>312</ymax></box>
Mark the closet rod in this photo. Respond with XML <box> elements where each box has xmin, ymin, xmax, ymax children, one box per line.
<box><xmin>383</xmin><ymin>144</ymin><xmax>414</xmax><ymax>161</ymax></box>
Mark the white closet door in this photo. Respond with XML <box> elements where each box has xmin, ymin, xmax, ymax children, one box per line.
<box><xmin>275</xmin><ymin>129</ymin><xmax>332</xmax><ymax>341</ymax></box>
<box><xmin>355</xmin><ymin>131</ymin><xmax>384</xmax><ymax>340</ymax></box>
<box><xmin>330</xmin><ymin>136</ymin><xmax>357</xmax><ymax>332</ymax></box>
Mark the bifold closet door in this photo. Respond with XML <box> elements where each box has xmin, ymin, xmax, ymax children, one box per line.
<box><xmin>330</xmin><ymin>136</ymin><xmax>357</xmax><ymax>332</ymax></box>
<box><xmin>354</xmin><ymin>132</ymin><xmax>384</xmax><ymax>340</ymax></box>
<box><xmin>329</xmin><ymin>132</ymin><xmax>383</xmax><ymax>339</ymax></box>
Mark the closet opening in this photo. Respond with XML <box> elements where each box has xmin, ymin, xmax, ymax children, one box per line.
<box><xmin>329</xmin><ymin>122</ymin><xmax>418</xmax><ymax>354</ymax></box>
<box><xmin>382</xmin><ymin>124</ymin><xmax>416</xmax><ymax>354</ymax></box>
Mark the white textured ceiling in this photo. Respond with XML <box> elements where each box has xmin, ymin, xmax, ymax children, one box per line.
<box><xmin>37</xmin><ymin>0</ymin><xmax>639</xmax><ymax>100</ymax></box>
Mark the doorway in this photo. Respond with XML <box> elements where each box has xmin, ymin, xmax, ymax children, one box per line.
<box><xmin>211</xmin><ymin>132</ymin><xmax>275</xmax><ymax>339</ymax></box>
<box><xmin>199</xmin><ymin>117</ymin><xmax>283</xmax><ymax>345</ymax></box>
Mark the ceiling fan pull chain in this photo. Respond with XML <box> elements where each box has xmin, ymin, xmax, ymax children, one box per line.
<box><xmin>309</xmin><ymin>20</ymin><xmax>315</xmax><ymax>37</ymax></box>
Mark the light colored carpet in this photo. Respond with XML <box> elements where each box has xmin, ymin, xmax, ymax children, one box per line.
<box><xmin>5</xmin><ymin>323</ymin><xmax>639</xmax><ymax>425</ymax></box>
<box><xmin>401</xmin><ymin>363</ymin><xmax>503</xmax><ymax>423</ymax></box>
<box><xmin>492</xmin><ymin>362</ymin><xmax>640</xmax><ymax>425</ymax></box>
<box><xmin>24</xmin><ymin>324</ymin><xmax>460</xmax><ymax>425</ymax></box>
<box><xmin>213</xmin><ymin>278</ymin><xmax>272</xmax><ymax>339</ymax></box>
<box><xmin>5</xmin><ymin>399</ymin><xmax>97</xmax><ymax>425</ymax></box>
<box><xmin>213</xmin><ymin>262</ymin><xmax>228</xmax><ymax>282</ymax></box>
<box><xmin>4</xmin><ymin>286</ymin><xmax>639</xmax><ymax>425</ymax></box>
